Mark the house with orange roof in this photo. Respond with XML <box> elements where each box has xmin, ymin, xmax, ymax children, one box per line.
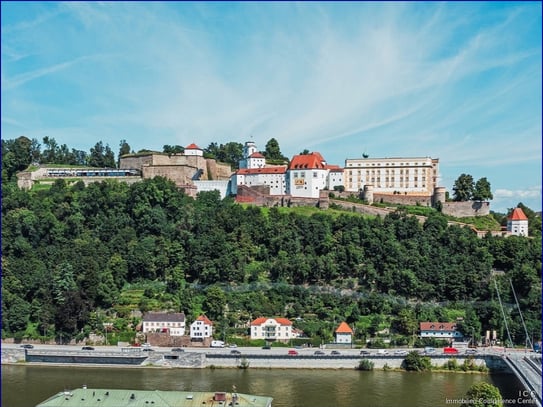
<box><xmin>335</xmin><ymin>322</ymin><xmax>354</xmax><ymax>344</ymax></box>
<box><xmin>190</xmin><ymin>315</ymin><xmax>214</xmax><ymax>339</ymax></box>
<box><xmin>250</xmin><ymin>317</ymin><xmax>293</xmax><ymax>342</ymax></box>
<box><xmin>507</xmin><ymin>207</ymin><xmax>529</xmax><ymax>236</ymax></box>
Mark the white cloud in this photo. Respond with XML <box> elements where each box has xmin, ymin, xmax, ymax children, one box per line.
<box><xmin>494</xmin><ymin>187</ymin><xmax>542</xmax><ymax>199</ymax></box>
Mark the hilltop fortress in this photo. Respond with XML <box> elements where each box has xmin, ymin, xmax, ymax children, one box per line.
<box><xmin>17</xmin><ymin>140</ymin><xmax>490</xmax><ymax>218</ymax></box>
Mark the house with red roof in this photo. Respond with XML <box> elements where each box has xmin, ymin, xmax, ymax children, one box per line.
<box><xmin>190</xmin><ymin>315</ymin><xmax>214</xmax><ymax>339</ymax></box>
<box><xmin>250</xmin><ymin>317</ymin><xmax>293</xmax><ymax>342</ymax></box>
<box><xmin>335</xmin><ymin>322</ymin><xmax>354</xmax><ymax>344</ymax></box>
<box><xmin>507</xmin><ymin>207</ymin><xmax>529</xmax><ymax>236</ymax></box>
<box><xmin>287</xmin><ymin>152</ymin><xmax>332</xmax><ymax>198</ymax></box>
<box><xmin>419</xmin><ymin>322</ymin><xmax>463</xmax><ymax>340</ymax></box>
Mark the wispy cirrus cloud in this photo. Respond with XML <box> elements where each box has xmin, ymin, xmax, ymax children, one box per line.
<box><xmin>1</xmin><ymin>2</ymin><xmax>540</xmax><ymax>212</ymax></box>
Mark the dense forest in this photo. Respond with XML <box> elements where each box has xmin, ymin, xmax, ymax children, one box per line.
<box><xmin>2</xmin><ymin>171</ymin><xmax>541</xmax><ymax>347</ymax></box>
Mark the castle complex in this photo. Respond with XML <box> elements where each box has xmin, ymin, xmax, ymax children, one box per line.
<box><xmin>17</xmin><ymin>140</ymin><xmax>495</xmax><ymax>218</ymax></box>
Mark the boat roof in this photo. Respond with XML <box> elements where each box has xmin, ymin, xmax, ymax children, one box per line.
<box><xmin>36</xmin><ymin>388</ymin><xmax>273</xmax><ymax>407</ymax></box>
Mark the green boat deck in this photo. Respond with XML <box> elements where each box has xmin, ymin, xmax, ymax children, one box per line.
<box><xmin>36</xmin><ymin>387</ymin><xmax>273</xmax><ymax>407</ymax></box>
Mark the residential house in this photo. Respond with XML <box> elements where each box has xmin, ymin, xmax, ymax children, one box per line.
<box><xmin>142</xmin><ymin>312</ymin><xmax>186</xmax><ymax>336</ymax></box>
<box><xmin>190</xmin><ymin>315</ymin><xmax>213</xmax><ymax>339</ymax></box>
<box><xmin>250</xmin><ymin>317</ymin><xmax>293</xmax><ymax>342</ymax></box>
<box><xmin>419</xmin><ymin>322</ymin><xmax>463</xmax><ymax>341</ymax></box>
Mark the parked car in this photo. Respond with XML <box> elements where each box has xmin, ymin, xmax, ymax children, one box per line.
<box><xmin>262</xmin><ymin>345</ymin><xmax>271</xmax><ymax>350</ymax></box>
<box><xmin>143</xmin><ymin>348</ymin><xmax>154</xmax><ymax>352</ymax></box>
<box><xmin>376</xmin><ymin>349</ymin><xmax>390</xmax><ymax>356</ymax></box>
<box><xmin>443</xmin><ymin>347</ymin><xmax>459</xmax><ymax>354</ymax></box>
<box><xmin>313</xmin><ymin>350</ymin><xmax>325</xmax><ymax>356</ymax></box>
<box><xmin>331</xmin><ymin>350</ymin><xmax>341</xmax><ymax>355</ymax></box>
<box><xmin>229</xmin><ymin>344</ymin><xmax>238</xmax><ymax>348</ymax></box>
<box><xmin>20</xmin><ymin>344</ymin><xmax>34</xmax><ymax>349</ymax></box>
<box><xmin>424</xmin><ymin>347</ymin><xmax>436</xmax><ymax>354</ymax></box>
<box><xmin>81</xmin><ymin>346</ymin><xmax>95</xmax><ymax>351</ymax></box>
<box><xmin>287</xmin><ymin>349</ymin><xmax>299</xmax><ymax>356</ymax></box>
<box><xmin>171</xmin><ymin>348</ymin><xmax>184</xmax><ymax>352</ymax></box>
<box><xmin>230</xmin><ymin>350</ymin><xmax>241</xmax><ymax>355</ymax></box>
<box><xmin>394</xmin><ymin>350</ymin><xmax>408</xmax><ymax>356</ymax></box>
<box><xmin>360</xmin><ymin>350</ymin><xmax>371</xmax><ymax>355</ymax></box>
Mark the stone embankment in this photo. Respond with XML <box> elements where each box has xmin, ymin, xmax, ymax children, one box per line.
<box><xmin>2</xmin><ymin>347</ymin><xmax>510</xmax><ymax>371</ymax></box>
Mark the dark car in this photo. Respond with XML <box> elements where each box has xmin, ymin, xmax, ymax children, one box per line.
<box><xmin>331</xmin><ymin>350</ymin><xmax>341</xmax><ymax>355</ymax></box>
<box><xmin>143</xmin><ymin>348</ymin><xmax>155</xmax><ymax>352</ymax></box>
<box><xmin>313</xmin><ymin>350</ymin><xmax>325</xmax><ymax>356</ymax></box>
<box><xmin>360</xmin><ymin>350</ymin><xmax>371</xmax><ymax>355</ymax></box>
<box><xmin>230</xmin><ymin>350</ymin><xmax>241</xmax><ymax>355</ymax></box>
<box><xmin>20</xmin><ymin>344</ymin><xmax>34</xmax><ymax>349</ymax></box>
<box><xmin>171</xmin><ymin>348</ymin><xmax>184</xmax><ymax>352</ymax></box>
<box><xmin>262</xmin><ymin>345</ymin><xmax>271</xmax><ymax>350</ymax></box>
<box><xmin>81</xmin><ymin>346</ymin><xmax>94</xmax><ymax>351</ymax></box>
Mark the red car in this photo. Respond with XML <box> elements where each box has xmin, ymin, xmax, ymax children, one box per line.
<box><xmin>288</xmin><ymin>349</ymin><xmax>299</xmax><ymax>356</ymax></box>
<box><xmin>443</xmin><ymin>347</ymin><xmax>459</xmax><ymax>354</ymax></box>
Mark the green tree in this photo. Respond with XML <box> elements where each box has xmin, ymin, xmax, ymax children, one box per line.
<box><xmin>473</xmin><ymin>177</ymin><xmax>493</xmax><ymax>201</ymax></box>
<box><xmin>264</xmin><ymin>138</ymin><xmax>285</xmax><ymax>160</ymax></box>
<box><xmin>402</xmin><ymin>351</ymin><xmax>432</xmax><ymax>371</ymax></box>
<box><xmin>203</xmin><ymin>286</ymin><xmax>227</xmax><ymax>321</ymax></box>
<box><xmin>452</xmin><ymin>174</ymin><xmax>475</xmax><ymax>201</ymax></box>
<box><xmin>462</xmin><ymin>382</ymin><xmax>503</xmax><ymax>407</ymax></box>
<box><xmin>119</xmin><ymin>139</ymin><xmax>132</xmax><ymax>164</ymax></box>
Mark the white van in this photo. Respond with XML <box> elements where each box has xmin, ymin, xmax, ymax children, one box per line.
<box><xmin>211</xmin><ymin>340</ymin><xmax>225</xmax><ymax>348</ymax></box>
<box><xmin>377</xmin><ymin>349</ymin><xmax>389</xmax><ymax>356</ymax></box>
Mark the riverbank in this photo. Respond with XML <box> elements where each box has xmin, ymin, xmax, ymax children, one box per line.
<box><xmin>2</xmin><ymin>347</ymin><xmax>510</xmax><ymax>372</ymax></box>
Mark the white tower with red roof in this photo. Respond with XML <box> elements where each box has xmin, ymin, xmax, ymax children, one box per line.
<box><xmin>507</xmin><ymin>207</ymin><xmax>529</xmax><ymax>236</ymax></box>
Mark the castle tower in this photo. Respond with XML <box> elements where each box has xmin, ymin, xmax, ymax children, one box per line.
<box><xmin>363</xmin><ymin>184</ymin><xmax>374</xmax><ymax>204</ymax></box>
<box><xmin>507</xmin><ymin>207</ymin><xmax>529</xmax><ymax>236</ymax></box>
<box><xmin>243</xmin><ymin>141</ymin><xmax>257</xmax><ymax>159</ymax></box>
<box><xmin>433</xmin><ymin>186</ymin><xmax>446</xmax><ymax>207</ymax></box>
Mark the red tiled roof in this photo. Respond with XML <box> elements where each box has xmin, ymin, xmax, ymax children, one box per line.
<box><xmin>289</xmin><ymin>152</ymin><xmax>328</xmax><ymax>170</ymax></box>
<box><xmin>509</xmin><ymin>208</ymin><xmax>528</xmax><ymax>221</ymax></box>
<box><xmin>419</xmin><ymin>322</ymin><xmax>457</xmax><ymax>331</ymax></box>
<box><xmin>249</xmin><ymin>152</ymin><xmax>265</xmax><ymax>158</ymax></box>
<box><xmin>251</xmin><ymin>317</ymin><xmax>293</xmax><ymax>326</ymax></box>
<box><xmin>327</xmin><ymin>165</ymin><xmax>343</xmax><ymax>172</ymax></box>
<box><xmin>185</xmin><ymin>143</ymin><xmax>202</xmax><ymax>150</ymax></box>
<box><xmin>196</xmin><ymin>315</ymin><xmax>213</xmax><ymax>325</ymax></box>
<box><xmin>335</xmin><ymin>322</ymin><xmax>353</xmax><ymax>334</ymax></box>
<box><xmin>236</xmin><ymin>166</ymin><xmax>287</xmax><ymax>175</ymax></box>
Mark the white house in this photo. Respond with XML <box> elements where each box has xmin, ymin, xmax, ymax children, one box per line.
<box><xmin>142</xmin><ymin>312</ymin><xmax>186</xmax><ymax>336</ymax></box>
<box><xmin>287</xmin><ymin>152</ymin><xmax>330</xmax><ymax>198</ymax></box>
<box><xmin>335</xmin><ymin>322</ymin><xmax>354</xmax><ymax>344</ymax></box>
<box><xmin>507</xmin><ymin>207</ymin><xmax>529</xmax><ymax>236</ymax></box>
<box><xmin>232</xmin><ymin>166</ymin><xmax>287</xmax><ymax>195</ymax></box>
<box><xmin>250</xmin><ymin>317</ymin><xmax>293</xmax><ymax>342</ymax></box>
<box><xmin>419</xmin><ymin>322</ymin><xmax>463</xmax><ymax>340</ymax></box>
<box><xmin>190</xmin><ymin>315</ymin><xmax>213</xmax><ymax>339</ymax></box>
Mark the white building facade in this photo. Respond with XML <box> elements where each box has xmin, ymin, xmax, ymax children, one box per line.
<box><xmin>507</xmin><ymin>208</ymin><xmax>529</xmax><ymax>236</ymax></box>
<box><xmin>287</xmin><ymin>152</ymin><xmax>330</xmax><ymax>198</ymax></box>
<box><xmin>344</xmin><ymin>157</ymin><xmax>439</xmax><ymax>195</ymax></box>
<box><xmin>250</xmin><ymin>317</ymin><xmax>293</xmax><ymax>342</ymax></box>
<box><xmin>142</xmin><ymin>312</ymin><xmax>186</xmax><ymax>336</ymax></box>
<box><xmin>190</xmin><ymin>315</ymin><xmax>213</xmax><ymax>339</ymax></box>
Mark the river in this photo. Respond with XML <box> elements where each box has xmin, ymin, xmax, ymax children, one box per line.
<box><xmin>1</xmin><ymin>364</ymin><xmax>528</xmax><ymax>407</ymax></box>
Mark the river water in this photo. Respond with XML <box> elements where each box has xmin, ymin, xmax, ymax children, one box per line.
<box><xmin>2</xmin><ymin>364</ymin><xmax>528</xmax><ymax>407</ymax></box>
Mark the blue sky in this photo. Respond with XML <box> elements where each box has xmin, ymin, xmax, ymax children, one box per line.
<box><xmin>1</xmin><ymin>2</ymin><xmax>541</xmax><ymax>213</ymax></box>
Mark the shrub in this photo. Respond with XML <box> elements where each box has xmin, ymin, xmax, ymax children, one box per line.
<box><xmin>402</xmin><ymin>351</ymin><xmax>432</xmax><ymax>371</ymax></box>
<box><xmin>356</xmin><ymin>359</ymin><xmax>374</xmax><ymax>371</ymax></box>
<box><xmin>444</xmin><ymin>359</ymin><xmax>459</xmax><ymax>370</ymax></box>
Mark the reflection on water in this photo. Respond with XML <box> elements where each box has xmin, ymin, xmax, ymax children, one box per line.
<box><xmin>2</xmin><ymin>364</ymin><xmax>527</xmax><ymax>407</ymax></box>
